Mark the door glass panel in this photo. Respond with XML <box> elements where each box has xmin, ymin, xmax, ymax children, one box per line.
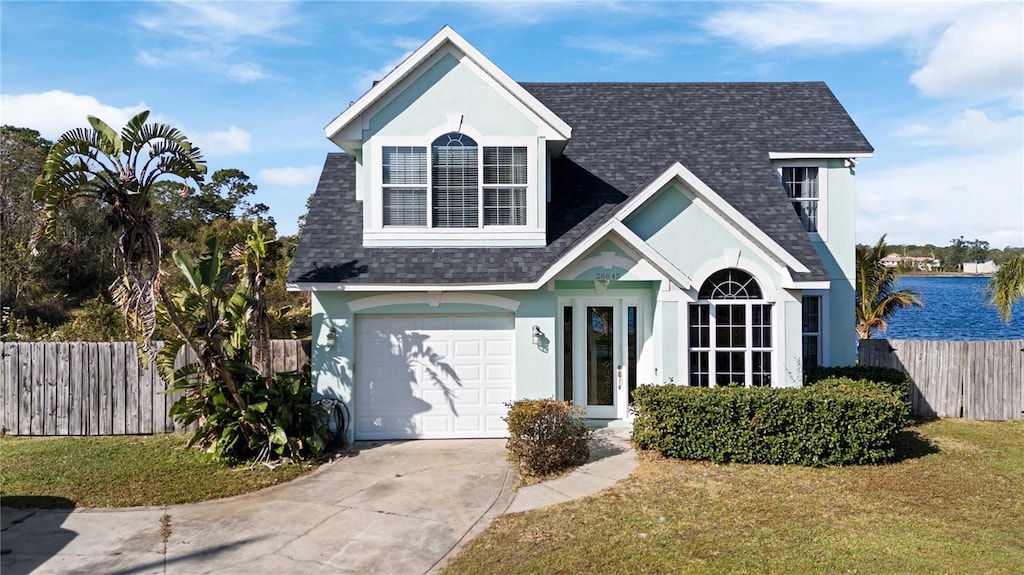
<box><xmin>587</xmin><ymin>306</ymin><xmax>614</xmax><ymax>406</ymax></box>
<box><xmin>562</xmin><ymin>306</ymin><xmax>573</xmax><ymax>402</ymax></box>
<box><xmin>627</xmin><ymin>306</ymin><xmax>638</xmax><ymax>403</ymax></box>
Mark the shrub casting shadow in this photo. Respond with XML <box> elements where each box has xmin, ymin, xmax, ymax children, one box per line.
<box><xmin>586</xmin><ymin>431</ymin><xmax>629</xmax><ymax>464</ymax></box>
<box><xmin>889</xmin><ymin>425</ymin><xmax>941</xmax><ymax>463</ymax></box>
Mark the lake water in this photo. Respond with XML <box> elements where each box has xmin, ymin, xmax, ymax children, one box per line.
<box><xmin>883</xmin><ymin>276</ymin><xmax>1024</xmax><ymax>340</ymax></box>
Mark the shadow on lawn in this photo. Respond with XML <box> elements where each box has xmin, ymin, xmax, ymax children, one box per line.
<box><xmin>890</xmin><ymin>420</ymin><xmax>941</xmax><ymax>463</ymax></box>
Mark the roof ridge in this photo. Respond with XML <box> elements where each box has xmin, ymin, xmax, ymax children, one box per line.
<box><xmin>520</xmin><ymin>81</ymin><xmax>828</xmax><ymax>86</ymax></box>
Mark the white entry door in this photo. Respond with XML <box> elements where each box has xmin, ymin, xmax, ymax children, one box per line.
<box><xmin>354</xmin><ymin>314</ymin><xmax>515</xmax><ymax>440</ymax></box>
<box><xmin>560</xmin><ymin>299</ymin><xmax>640</xmax><ymax>419</ymax></box>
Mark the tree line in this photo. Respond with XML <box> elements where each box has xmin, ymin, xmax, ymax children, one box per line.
<box><xmin>0</xmin><ymin>125</ymin><xmax>309</xmax><ymax>342</ymax></box>
<box><xmin>877</xmin><ymin>237</ymin><xmax>1024</xmax><ymax>273</ymax></box>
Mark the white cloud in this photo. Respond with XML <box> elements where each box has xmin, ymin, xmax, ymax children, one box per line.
<box><xmin>258</xmin><ymin>165</ymin><xmax>321</xmax><ymax>187</ymax></box>
<box><xmin>0</xmin><ymin>91</ymin><xmax>147</xmax><ymax>139</ymax></box>
<box><xmin>467</xmin><ymin>0</ymin><xmax>656</xmax><ymax>27</ymax></box>
<box><xmin>353</xmin><ymin>36</ymin><xmax>424</xmax><ymax>93</ymax></box>
<box><xmin>354</xmin><ymin>51</ymin><xmax>412</xmax><ymax>93</ymax></box>
<box><xmin>910</xmin><ymin>5</ymin><xmax>1024</xmax><ymax>99</ymax></box>
<box><xmin>132</xmin><ymin>1</ymin><xmax>301</xmax><ymax>82</ymax></box>
<box><xmin>703</xmin><ymin>2</ymin><xmax>968</xmax><ymax>51</ymax></box>
<box><xmin>857</xmin><ymin>147</ymin><xmax>1024</xmax><ymax>247</ymax></box>
<box><xmin>194</xmin><ymin>126</ymin><xmax>251</xmax><ymax>156</ymax></box>
<box><xmin>898</xmin><ymin>109</ymin><xmax>1024</xmax><ymax>151</ymax></box>
<box><xmin>704</xmin><ymin>2</ymin><xmax>1022</xmax><ymax>103</ymax></box>
<box><xmin>563</xmin><ymin>35</ymin><xmax>657</xmax><ymax>60</ymax></box>
<box><xmin>137</xmin><ymin>1</ymin><xmax>300</xmax><ymax>43</ymax></box>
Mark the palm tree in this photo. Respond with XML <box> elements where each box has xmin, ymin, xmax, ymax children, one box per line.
<box><xmin>31</xmin><ymin>111</ymin><xmax>207</xmax><ymax>356</ymax></box>
<box><xmin>987</xmin><ymin>255</ymin><xmax>1024</xmax><ymax>323</ymax></box>
<box><xmin>856</xmin><ymin>234</ymin><xmax>923</xmax><ymax>339</ymax></box>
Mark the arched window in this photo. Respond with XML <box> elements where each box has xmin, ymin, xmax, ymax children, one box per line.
<box><xmin>689</xmin><ymin>269</ymin><xmax>772</xmax><ymax>387</ymax></box>
<box><xmin>432</xmin><ymin>132</ymin><xmax>478</xmax><ymax>228</ymax></box>
<box><xmin>698</xmin><ymin>268</ymin><xmax>763</xmax><ymax>299</ymax></box>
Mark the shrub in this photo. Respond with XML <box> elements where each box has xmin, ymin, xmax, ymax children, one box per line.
<box><xmin>169</xmin><ymin>366</ymin><xmax>327</xmax><ymax>463</ymax></box>
<box><xmin>805</xmin><ymin>365</ymin><xmax>911</xmax><ymax>407</ymax></box>
<box><xmin>504</xmin><ymin>399</ymin><xmax>591</xmax><ymax>476</ymax></box>
<box><xmin>54</xmin><ymin>296</ymin><xmax>127</xmax><ymax>341</ymax></box>
<box><xmin>631</xmin><ymin>379</ymin><xmax>909</xmax><ymax>467</ymax></box>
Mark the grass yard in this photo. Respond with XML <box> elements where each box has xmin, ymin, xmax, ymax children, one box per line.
<box><xmin>0</xmin><ymin>434</ymin><xmax>313</xmax><ymax>508</ymax></box>
<box><xmin>444</xmin><ymin>419</ymin><xmax>1024</xmax><ymax>575</ymax></box>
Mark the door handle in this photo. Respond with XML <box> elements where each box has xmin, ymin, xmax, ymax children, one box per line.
<box><xmin>617</xmin><ymin>365</ymin><xmax>623</xmax><ymax>389</ymax></box>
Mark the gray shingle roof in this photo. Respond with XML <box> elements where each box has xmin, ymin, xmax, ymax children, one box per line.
<box><xmin>289</xmin><ymin>82</ymin><xmax>872</xmax><ymax>286</ymax></box>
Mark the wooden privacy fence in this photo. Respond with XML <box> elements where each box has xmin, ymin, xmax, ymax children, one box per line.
<box><xmin>0</xmin><ymin>340</ymin><xmax>311</xmax><ymax>436</ymax></box>
<box><xmin>859</xmin><ymin>339</ymin><xmax>1024</xmax><ymax>421</ymax></box>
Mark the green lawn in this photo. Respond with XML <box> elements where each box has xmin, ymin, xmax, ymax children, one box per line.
<box><xmin>0</xmin><ymin>434</ymin><xmax>313</xmax><ymax>508</ymax></box>
<box><xmin>444</xmin><ymin>419</ymin><xmax>1024</xmax><ymax>575</ymax></box>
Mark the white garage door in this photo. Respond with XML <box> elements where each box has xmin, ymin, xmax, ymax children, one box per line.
<box><xmin>354</xmin><ymin>314</ymin><xmax>515</xmax><ymax>440</ymax></box>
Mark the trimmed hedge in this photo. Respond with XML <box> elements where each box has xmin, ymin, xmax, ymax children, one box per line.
<box><xmin>631</xmin><ymin>378</ymin><xmax>910</xmax><ymax>467</ymax></box>
<box><xmin>504</xmin><ymin>399</ymin><xmax>591</xmax><ymax>476</ymax></box>
<box><xmin>805</xmin><ymin>365</ymin><xmax>911</xmax><ymax>396</ymax></box>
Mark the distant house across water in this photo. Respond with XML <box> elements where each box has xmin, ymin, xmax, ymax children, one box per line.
<box><xmin>881</xmin><ymin>254</ymin><xmax>941</xmax><ymax>272</ymax></box>
<box><xmin>962</xmin><ymin>260</ymin><xmax>998</xmax><ymax>274</ymax></box>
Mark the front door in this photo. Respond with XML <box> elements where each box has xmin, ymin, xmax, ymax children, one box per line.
<box><xmin>561</xmin><ymin>299</ymin><xmax>639</xmax><ymax>419</ymax></box>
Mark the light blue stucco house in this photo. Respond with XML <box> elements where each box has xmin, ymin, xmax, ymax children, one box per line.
<box><xmin>288</xmin><ymin>26</ymin><xmax>874</xmax><ymax>441</ymax></box>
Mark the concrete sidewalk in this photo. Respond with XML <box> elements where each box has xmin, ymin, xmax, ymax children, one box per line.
<box><xmin>1</xmin><ymin>429</ymin><xmax>636</xmax><ymax>574</ymax></box>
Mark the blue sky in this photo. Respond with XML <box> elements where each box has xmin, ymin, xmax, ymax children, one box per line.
<box><xmin>2</xmin><ymin>1</ymin><xmax>1022</xmax><ymax>248</ymax></box>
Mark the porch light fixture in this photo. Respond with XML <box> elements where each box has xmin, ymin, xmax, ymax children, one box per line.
<box><xmin>532</xmin><ymin>325</ymin><xmax>543</xmax><ymax>346</ymax></box>
<box><xmin>326</xmin><ymin>327</ymin><xmax>337</xmax><ymax>349</ymax></box>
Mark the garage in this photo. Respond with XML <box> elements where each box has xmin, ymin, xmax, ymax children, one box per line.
<box><xmin>354</xmin><ymin>314</ymin><xmax>515</xmax><ymax>440</ymax></box>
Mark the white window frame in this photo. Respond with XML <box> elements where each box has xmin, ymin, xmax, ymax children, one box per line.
<box><xmin>775</xmin><ymin>160</ymin><xmax>829</xmax><ymax>242</ymax></box>
<box><xmin>801</xmin><ymin>290</ymin><xmax>830</xmax><ymax>368</ymax></box>
<box><xmin>686</xmin><ymin>269</ymin><xmax>775</xmax><ymax>388</ymax></box>
<box><xmin>801</xmin><ymin>294</ymin><xmax>822</xmax><ymax>369</ymax></box>
<box><xmin>557</xmin><ymin>295</ymin><xmax>646</xmax><ymax>420</ymax></box>
<box><xmin>367</xmin><ymin>133</ymin><xmax>542</xmax><ymax>246</ymax></box>
<box><xmin>688</xmin><ymin>301</ymin><xmax>774</xmax><ymax>388</ymax></box>
<box><xmin>381</xmin><ymin>145</ymin><xmax>428</xmax><ymax>227</ymax></box>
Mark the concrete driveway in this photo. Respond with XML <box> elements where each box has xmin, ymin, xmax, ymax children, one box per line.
<box><xmin>1</xmin><ymin>439</ymin><xmax>513</xmax><ymax>575</ymax></box>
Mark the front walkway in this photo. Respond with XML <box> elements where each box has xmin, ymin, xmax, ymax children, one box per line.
<box><xmin>506</xmin><ymin>427</ymin><xmax>637</xmax><ymax>513</ymax></box>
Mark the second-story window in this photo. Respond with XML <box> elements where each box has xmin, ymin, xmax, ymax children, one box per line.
<box><xmin>432</xmin><ymin>132</ymin><xmax>479</xmax><ymax>228</ymax></box>
<box><xmin>382</xmin><ymin>146</ymin><xmax>427</xmax><ymax>226</ymax></box>
<box><xmin>782</xmin><ymin>166</ymin><xmax>819</xmax><ymax>233</ymax></box>
<box><xmin>382</xmin><ymin>133</ymin><xmax>528</xmax><ymax>229</ymax></box>
<box><xmin>483</xmin><ymin>146</ymin><xmax>527</xmax><ymax>225</ymax></box>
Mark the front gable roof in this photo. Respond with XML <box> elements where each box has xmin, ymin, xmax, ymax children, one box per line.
<box><xmin>324</xmin><ymin>25</ymin><xmax>571</xmax><ymax>151</ymax></box>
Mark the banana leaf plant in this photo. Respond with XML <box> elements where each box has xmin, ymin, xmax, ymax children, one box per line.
<box><xmin>159</xmin><ymin>231</ymin><xmax>325</xmax><ymax>462</ymax></box>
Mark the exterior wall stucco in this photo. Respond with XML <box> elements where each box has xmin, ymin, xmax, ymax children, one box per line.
<box><xmin>311</xmin><ymin>289</ymin><xmax>558</xmax><ymax>443</ymax></box>
<box><xmin>626</xmin><ymin>185</ymin><xmax>787</xmax><ymax>290</ymax></box>
<box><xmin>356</xmin><ymin>52</ymin><xmax>549</xmax><ymax>245</ymax></box>
<box><xmin>624</xmin><ymin>183</ymin><xmax>803</xmax><ymax>386</ymax></box>
<box><xmin>813</xmin><ymin>160</ymin><xmax>857</xmax><ymax>365</ymax></box>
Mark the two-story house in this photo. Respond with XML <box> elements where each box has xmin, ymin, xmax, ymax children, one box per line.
<box><xmin>288</xmin><ymin>26</ymin><xmax>873</xmax><ymax>441</ymax></box>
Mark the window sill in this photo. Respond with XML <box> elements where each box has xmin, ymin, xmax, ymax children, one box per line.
<box><xmin>363</xmin><ymin>228</ymin><xmax>546</xmax><ymax>247</ymax></box>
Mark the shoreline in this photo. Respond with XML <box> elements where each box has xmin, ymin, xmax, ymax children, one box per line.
<box><xmin>899</xmin><ymin>272</ymin><xmax>994</xmax><ymax>278</ymax></box>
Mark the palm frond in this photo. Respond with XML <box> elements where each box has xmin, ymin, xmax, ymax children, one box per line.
<box><xmin>987</xmin><ymin>255</ymin><xmax>1024</xmax><ymax>323</ymax></box>
<box><xmin>855</xmin><ymin>234</ymin><xmax>923</xmax><ymax>338</ymax></box>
